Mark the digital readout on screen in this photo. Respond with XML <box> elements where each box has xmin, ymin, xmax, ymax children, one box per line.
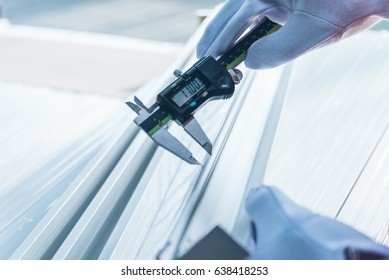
<box><xmin>171</xmin><ymin>78</ymin><xmax>206</xmax><ymax>107</ymax></box>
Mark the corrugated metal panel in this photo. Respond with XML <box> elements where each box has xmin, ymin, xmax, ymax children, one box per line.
<box><xmin>0</xmin><ymin>81</ymin><xmax>126</xmax><ymax>259</ymax></box>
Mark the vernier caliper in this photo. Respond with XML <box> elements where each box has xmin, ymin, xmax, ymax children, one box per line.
<box><xmin>126</xmin><ymin>18</ymin><xmax>281</xmax><ymax>164</ymax></box>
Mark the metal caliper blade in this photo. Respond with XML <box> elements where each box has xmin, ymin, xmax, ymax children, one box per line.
<box><xmin>126</xmin><ymin>99</ymin><xmax>201</xmax><ymax>165</ymax></box>
<box><xmin>151</xmin><ymin>128</ymin><xmax>200</xmax><ymax>165</ymax></box>
<box><xmin>184</xmin><ymin>117</ymin><xmax>212</xmax><ymax>155</ymax></box>
<box><xmin>126</xmin><ymin>100</ymin><xmax>142</xmax><ymax>114</ymax></box>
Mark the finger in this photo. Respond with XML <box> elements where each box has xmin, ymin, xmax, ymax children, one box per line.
<box><xmin>245</xmin><ymin>11</ymin><xmax>343</xmax><ymax>69</ymax></box>
<box><xmin>196</xmin><ymin>0</ymin><xmax>245</xmax><ymax>58</ymax></box>
<box><xmin>203</xmin><ymin>0</ymin><xmax>264</xmax><ymax>58</ymax></box>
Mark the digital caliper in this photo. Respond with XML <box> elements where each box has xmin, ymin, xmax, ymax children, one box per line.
<box><xmin>126</xmin><ymin>18</ymin><xmax>281</xmax><ymax>164</ymax></box>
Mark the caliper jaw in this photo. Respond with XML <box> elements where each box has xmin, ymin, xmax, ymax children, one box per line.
<box><xmin>151</xmin><ymin>127</ymin><xmax>200</xmax><ymax>165</ymax></box>
<box><xmin>126</xmin><ymin>98</ymin><xmax>210</xmax><ymax>165</ymax></box>
<box><xmin>183</xmin><ymin>117</ymin><xmax>212</xmax><ymax>155</ymax></box>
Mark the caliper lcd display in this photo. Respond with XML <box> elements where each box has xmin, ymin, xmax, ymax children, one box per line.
<box><xmin>171</xmin><ymin>78</ymin><xmax>206</xmax><ymax>107</ymax></box>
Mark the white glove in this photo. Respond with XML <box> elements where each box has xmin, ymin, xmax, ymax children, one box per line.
<box><xmin>245</xmin><ymin>185</ymin><xmax>389</xmax><ymax>259</ymax></box>
<box><xmin>197</xmin><ymin>0</ymin><xmax>389</xmax><ymax>69</ymax></box>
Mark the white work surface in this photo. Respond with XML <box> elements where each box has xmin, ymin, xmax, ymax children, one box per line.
<box><xmin>0</xmin><ymin>21</ymin><xmax>181</xmax><ymax>98</ymax></box>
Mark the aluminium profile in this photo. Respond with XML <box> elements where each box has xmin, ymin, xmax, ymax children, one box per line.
<box><xmin>9</xmin><ymin>119</ymin><xmax>132</xmax><ymax>259</ymax></box>
<box><xmin>0</xmin><ymin>127</ymin><xmax>110</xmax><ymax>258</ymax></box>
<box><xmin>8</xmin><ymin>10</ymin><xmax>389</xmax><ymax>261</ymax></box>
<box><xmin>9</xmin><ymin>8</ymin><xmax>211</xmax><ymax>259</ymax></box>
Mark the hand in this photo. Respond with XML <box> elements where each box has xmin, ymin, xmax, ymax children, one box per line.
<box><xmin>197</xmin><ymin>0</ymin><xmax>389</xmax><ymax>69</ymax></box>
<box><xmin>245</xmin><ymin>185</ymin><xmax>389</xmax><ymax>259</ymax></box>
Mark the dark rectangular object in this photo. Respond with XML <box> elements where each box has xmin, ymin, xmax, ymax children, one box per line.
<box><xmin>180</xmin><ymin>226</ymin><xmax>248</xmax><ymax>260</ymax></box>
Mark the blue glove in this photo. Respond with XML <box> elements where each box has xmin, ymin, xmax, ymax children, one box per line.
<box><xmin>245</xmin><ymin>185</ymin><xmax>389</xmax><ymax>259</ymax></box>
<box><xmin>197</xmin><ymin>0</ymin><xmax>389</xmax><ymax>69</ymax></box>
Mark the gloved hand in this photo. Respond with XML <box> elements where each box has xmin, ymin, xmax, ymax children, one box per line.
<box><xmin>245</xmin><ymin>185</ymin><xmax>389</xmax><ymax>259</ymax></box>
<box><xmin>197</xmin><ymin>0</ymin><xmax>389</xmax><ymax>69</ymax></box>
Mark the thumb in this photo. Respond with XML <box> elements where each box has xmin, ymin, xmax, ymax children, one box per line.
<box><xmin>245</xmin><ymin>11</ymin><xmax>344</xmax><ymax>69</ymax></box>
<box><xmin>196</xmin><ymin>0</ymin><xmax>244</xmax><ymax>58</ymax></box>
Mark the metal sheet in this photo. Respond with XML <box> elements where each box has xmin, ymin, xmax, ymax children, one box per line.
<box><xmin>336</xmin><ymin>125</ymin><xmax>389</xmax><ymax>246</ymax></box>
<box><xmin>264</xmin><ymin>31</ymin><xmax>389</xmax><ymax>219</ymax></box>
<box><xmin>0</xmin><ymin>81</ymin><xmax>125</xmax><ymax>259</ymax></box>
